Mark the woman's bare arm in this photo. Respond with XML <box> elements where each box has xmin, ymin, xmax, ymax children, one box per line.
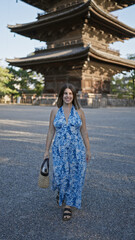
<box><xmin>44</xmin><ymin>108</ymin><xmax>57</xmax><ymax>158</ymax></box>
<box><xmin>78</xmin><ymin>109</ymin><xmax>91</xmax><ymax>162</ymax></box>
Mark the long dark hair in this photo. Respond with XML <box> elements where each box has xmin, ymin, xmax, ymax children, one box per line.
<box><xmin>57</xmin><ymin>83</ymin><xmax>80</xmax><ymax>109</ymax></box>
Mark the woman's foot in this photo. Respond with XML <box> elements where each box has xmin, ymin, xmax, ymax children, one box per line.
<box><xmin>63</xmin><ymin>206</ymin><xmax>72</xmax><ymax>221</ymax></box>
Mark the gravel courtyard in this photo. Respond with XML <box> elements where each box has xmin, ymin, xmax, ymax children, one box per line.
<box><xmin>0</xmin><ymin>105</ymin><xmax>135</xmax><ymax>240</ymax></box>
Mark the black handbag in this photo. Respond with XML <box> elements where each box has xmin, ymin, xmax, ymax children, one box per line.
<box><xmin>38</xmin><ymin>158</ymin><xmax>49</xmax><ymax>188</ymax></box>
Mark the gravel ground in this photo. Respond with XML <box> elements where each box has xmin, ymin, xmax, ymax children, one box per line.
<box><xmin>0</xmin><ymin>104</ymin><xmax>135</xmax><ymax>240</ymax></box>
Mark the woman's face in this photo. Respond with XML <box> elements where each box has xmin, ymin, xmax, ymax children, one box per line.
<box><xmin>63</xmin><ymin>88</ymin><xmax>73</xmax><ymax>105</ymax></box>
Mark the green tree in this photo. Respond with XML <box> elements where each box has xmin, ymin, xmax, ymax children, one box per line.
<box><xmin>111</xmin><ymin>75</ymin><xmax>130</xmax><ymax>98</ymax></box>
<box><xmin>28</xmin><ymin>71</ymin><xmax>44</xmax><ymax>96</ymax></box>
<box><xmin>111</xmin><ymin>54</ymin><xmax>135</xmax><ymax>99</ymax></box>
<box><xmin>127</xmin><ymin>54</ymin><xmax>135</xmax><ymax>99</ymax></box>
<box><xmin>0</xmin><ymin>66</ymin><xmax>17</xmax><ymax>96</ymax></box>
<box><xmin>8</xmin><ymin>67</ymin><xmax>44</xmax><ymax>96</ymax></box>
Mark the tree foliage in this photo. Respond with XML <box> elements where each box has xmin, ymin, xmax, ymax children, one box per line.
<box><xmin>8</xmin><ymin>67</ymin><xmax>44</xmax><ymax>96</ymax></box>
<box><xmin>0</xmin><ymin>66</ymin><xmax>17</xmax><ymax>96</ymax></box>
<box><xmin>127</xmin><ymin>54</ymin><xmax>135</xmax><ymax>99</ymax></box>
<box><xmin>111</xmin><ymin>75</ymin><xmax>135</xmax><ymax>99</ymax></box>
<box><xmin>111</xmin><ymin>54</ymin><xmax>135</xmax><ymax>99</ymax></box>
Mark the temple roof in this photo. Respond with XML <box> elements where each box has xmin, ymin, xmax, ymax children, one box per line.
<box><xmin>95</xmin><ymin>0</ymin><xmax>135</xmax><ymax>10</ymax></box>
<box><xmin>6</xmin><ymin>45</ymin><xmax>90</xmax><ymax>67</ymax></box>
<box><xmin>21</xmin><ymin>0</ymin><xmax>135</xmax><ymax>11</ymax></box>
<box><xmin>91</xmin><ymin>0</ymin><xmax>135</xmax><ymax>38</ymax></box>
<box><xmin>90</xmin><ymin>47</ymin><xmax>135</xmax><ymax>69</ymax></box>
<box><xmin>8</xmin><ymin>1</ymin><xmax>89</xmax><ymax>41</ymax></box>
<box><xmin>21</xmin><ymin>0</ymin><xmax>87</xmax><ymax>11</ymax></box>
<box><xmin>6</xmin><ymin>44</ymin><xmax>135</xmax><ymax>69</ymax></box>
<box><xmin>115</xmin><ymin>0</ymin><xmax>135</xmax><ymax>8</ymax></box>
<box><xmin>8</xmin><ymin>0</ymin><xmax>135</xmax><ymax>42</ymax></box>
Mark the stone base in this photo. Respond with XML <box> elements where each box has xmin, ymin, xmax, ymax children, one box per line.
<box><xmin>78</xmin><ymin>94</ymin><xmax>135</xmax><ymax>108</ymax></box>
<box><xmin>3</xmin><ymin>94</ymin><xmax>135</xmax><ymax>107</ymax></box>
<box><xmin>32</xmin><ymin>95</ymin><xmax>135</xmax><ymax>107</ymax></box>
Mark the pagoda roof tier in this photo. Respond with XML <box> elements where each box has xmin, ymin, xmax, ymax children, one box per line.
<box><xmin>94</xmin><ymin>0</ymin><xmax>135</xmax><ymax>11</ymax></box>
<box><xmin>6</xmin><ymin>45</ymin><xmax>90</xmax><ymax>67</ymax></box>
<box><xmin>90</xmin><ymin>47</ymin><xmax>135</xmax><ymax>69</ymax></box>
<box><xmin>6</xmin><ymin>44</ymin><xmax>135</xmax><ymax>70</ymax></box>
<box><xmin>90</xmin><ymin>0</ymin><xmax>135</xmax><ymax>38</ymax></box>
<box><xmin>21</xmin><ymin>0</ymin><xmax>88</xmax><ymax>11</ymax></box>
<box><xmin>8</xmin><ymin>1</ymin><xmax>89</xmax><ymax>42</ymax></box>
<box><xmin>8</xmin><ymin>0</ymin><xmax>135</xmax><ymax>42</ymax></box>
<box><xmin>111</xmin><ymin>0</ymin><xmax>135</xmax><ymax>9</ymax></box>
<box><xmin>21</xmin><ymin>0</ymin><xmax>135</xmax><ymax>11</ymax></box>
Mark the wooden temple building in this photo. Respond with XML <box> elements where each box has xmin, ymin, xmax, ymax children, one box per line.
<box><xmin>7</xmin><ymin>0</ymin><xmax>135</xmax><ymax>94</ymax></box>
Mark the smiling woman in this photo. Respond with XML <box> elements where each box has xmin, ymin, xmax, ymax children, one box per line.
<box><xmin>57</xmin><ymin>84</ymin><xmax>80</xmax><ymax>110</ymax></box>
<box><xmin>63</xmin><ymin>88</ymin><xmax>73</xmax><ymax>106</ymax></box>
<box><xmin>43</xmin><ymin>83</ymin><xmax>91</xmax><ymax>221</ymax></box>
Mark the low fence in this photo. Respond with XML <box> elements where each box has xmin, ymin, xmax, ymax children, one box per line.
<box><xmin>0</xmin><ymin>94</ymin><xmax>135</xmax><ymax>107</ymax></box>
<box><xmin>78</xmin><ymin>94</ymin><xmax>135</xmax><ymax>107</ymax></box>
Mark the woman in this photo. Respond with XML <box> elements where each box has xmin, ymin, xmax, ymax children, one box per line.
<box><xmin>44</xmin><ymin>83</ymin><xmax>91</xmax><ymax>221</ymax></box>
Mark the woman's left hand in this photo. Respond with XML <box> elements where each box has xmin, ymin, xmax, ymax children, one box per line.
<box><xmin>86</xmin><ymin>150</ymin><xmax>91</xmax><ymax>162</ymax></box>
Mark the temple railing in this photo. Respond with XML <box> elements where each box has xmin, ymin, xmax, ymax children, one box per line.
<box><xmin>34</xmin><ymin>37</ymin><xmax>83</xmax><ymax>53</ymax></box>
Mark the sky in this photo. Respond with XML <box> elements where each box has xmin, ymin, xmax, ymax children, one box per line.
<box><xmin>0</xmin><ymin>0</ymin><xmax>135</xmax><ymax>68</ymax></box>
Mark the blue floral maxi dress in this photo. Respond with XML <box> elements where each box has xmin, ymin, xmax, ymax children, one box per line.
<box><xmin>52</xmin><ymin>105</ymin><xmax>86</xmax><ymax>209</ymax></box>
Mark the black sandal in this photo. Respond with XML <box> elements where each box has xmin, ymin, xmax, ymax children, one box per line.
<box><xmin>63</xmin><ymin>207</ymin><xmax>72</xmax><ymax>221</ymax></box>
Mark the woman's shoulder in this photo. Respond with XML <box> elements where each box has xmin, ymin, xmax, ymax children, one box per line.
<box><xmin>76</xmin><ymin>108</ymin><xmax>85</xmax><ymax>119</ymax></box>
<box><xmin>77</xmin><ymin>107</ymin><xmax>84</xmax><ymax>115</ymax></box>
<box><xmin>51</xmin><ymin>107</ymin><xmax>59</xmax><ymax>117</ymax></box>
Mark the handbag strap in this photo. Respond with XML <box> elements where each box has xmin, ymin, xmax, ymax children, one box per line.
<box><xmin>41</xmin><ymin>158</ymin><xmax>49</xmax><ymax>176</ymax></box>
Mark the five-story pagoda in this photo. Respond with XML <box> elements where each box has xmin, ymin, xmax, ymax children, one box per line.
<box><xmin>7</xmin><ymin>0</ymin><xmax>135</xmax><ymax>94</ymax></box>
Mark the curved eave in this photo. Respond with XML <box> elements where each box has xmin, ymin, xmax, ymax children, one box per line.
<box><xmin>90</xmin><ymin>47</ymin><xmax>135</xmax><ymax>69</ymax></box>
<box><xmin>6</xmin><ymin>44</ymin><xmax>135</xmax><ymax>70</ymax></box>
<box><xmin>21</xmin><ymin>0</ymin><xmax>135</xmax><ymax>11</ymax></box>
<box><xmin>91</xmin><ymin>0</ymin><xmax>135</xmax><ymax>37</ymax></box>
<box><xmin>116</xmin><ymin>0</ymin><xmax>135</xmax><ymax>7</ymax></box>
<box><xmin>6</xmin><ymin>45</ymin><xmax>90</xmax><ymax>67</ymax></box>
<box><xmin>8</xmin><ymin>1</ymin><xmax>89</xmax><ymax>37</ymax></box>
<box><xmin>21</xmin><ymin>0</ymin><xmax>63</xmax><ymax>11</ymax></box>
<box><xmin>8</xmin><ymin>0</ymin><xmax>135</xmax><ymax>40</ymax></box>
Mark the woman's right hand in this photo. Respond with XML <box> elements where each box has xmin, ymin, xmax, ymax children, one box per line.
<box><xmin>86</xmin><ymin>150</ymin><xmax>91</xmax><ymax>162</ymax></box>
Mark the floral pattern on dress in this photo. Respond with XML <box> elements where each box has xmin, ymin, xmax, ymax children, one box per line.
<box><xmin>52</xmin><ymin>105</ymin><xmax>86</xmax><ymax>209</ymax></box>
